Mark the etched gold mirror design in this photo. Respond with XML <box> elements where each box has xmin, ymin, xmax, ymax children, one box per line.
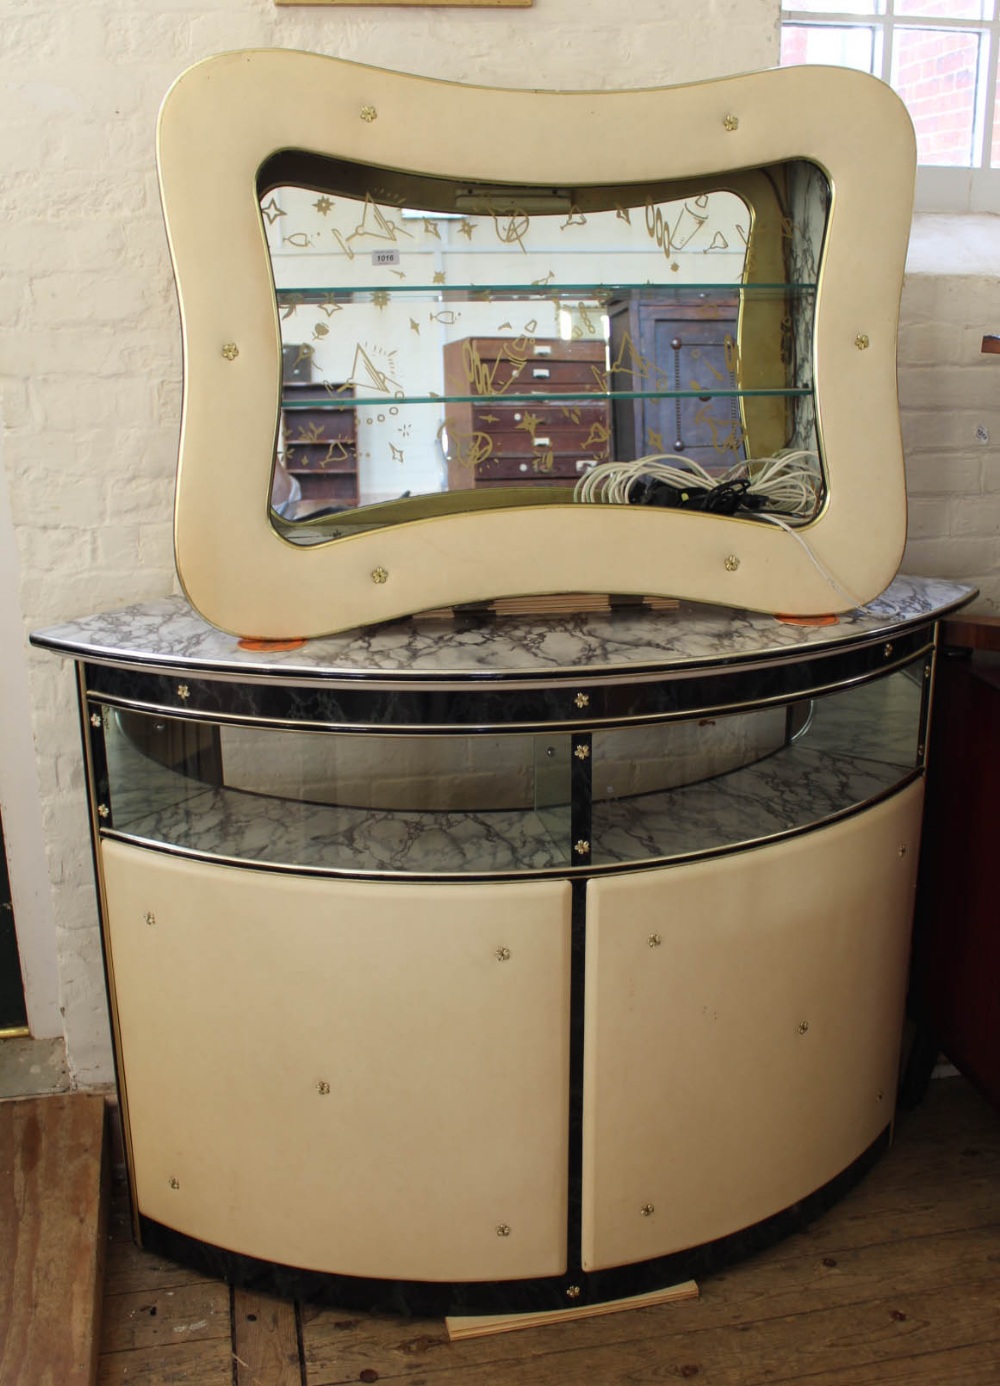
<box><xmin>158</xmin><ymin>53</ymin><xmax>915</xmax><ymax>638</ymax></box>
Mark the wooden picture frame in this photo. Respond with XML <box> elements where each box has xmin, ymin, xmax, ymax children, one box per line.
<box><xmin>274</xmin><ymin>1</ymin><xmax>532</xmax><ymax>8</ymax></box>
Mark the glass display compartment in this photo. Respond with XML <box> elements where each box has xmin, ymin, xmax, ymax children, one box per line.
<box><xmin>100</xmin><ymin>716</ymin><xmax>575</xmax><ymax>875</ymax></box>
<box><xmin>94</xmin><ymin>655</ymin><xmax>928</xmax><ymax>878</ymax></box>
<box><xmin>590</xmin><ymin>660</ymin><xmax>926</xmax><ymax>866</ymax></box>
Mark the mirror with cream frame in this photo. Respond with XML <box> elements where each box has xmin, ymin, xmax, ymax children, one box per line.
<box><xmin>158</xmin><ymin>55</ymin><xmax>915</xmax><ymax>637</ymax></box>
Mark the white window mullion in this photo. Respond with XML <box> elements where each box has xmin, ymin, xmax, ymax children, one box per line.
<box><xmin>979</xmin><ymin>28</ymin><xmax>999</xmax><ymax>170</ymax></box>
<box><xmin>881</xmin><ymin>10</ymin><xmax>895</xmax><ymax>86</ymax></box>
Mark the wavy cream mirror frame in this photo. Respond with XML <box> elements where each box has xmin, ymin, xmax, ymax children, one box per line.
<box><xmin>157</xmin><ymin>51</ymin><xmax>916</xmax><ymax>638</ymax></box>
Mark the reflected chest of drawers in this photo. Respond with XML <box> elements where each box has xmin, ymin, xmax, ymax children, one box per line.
<box><xmin>443</xmin><ymin>337</ymin><xmax>611</xmax><ymax>491</ymax></box>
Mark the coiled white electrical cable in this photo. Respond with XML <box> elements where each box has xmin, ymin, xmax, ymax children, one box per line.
<box><xmin>573</xmin><ymin>450</ymin><xmax>864</xmax><ymax>608</ymax></box>
<box><xmin>573</xmin><ymin>450</ymin><xmax>824</xmax><ymax>520</ymax></box>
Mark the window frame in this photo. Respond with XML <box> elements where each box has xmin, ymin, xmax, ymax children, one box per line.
<box><xmin>780</xmin><ymin>2</ymin><xmax>1000</xmax><ymax>211</ymax></box>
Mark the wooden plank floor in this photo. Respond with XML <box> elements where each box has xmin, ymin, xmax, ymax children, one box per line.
<box><xmin>97</xmin><ymin>1076</ymin><xmax>1000</xmax><ymax>1386</ymax></box>
<box><xmin>0</xmin><ymin>1091</ymin><xmax>108</xmax><ymax>1386</ymax></box>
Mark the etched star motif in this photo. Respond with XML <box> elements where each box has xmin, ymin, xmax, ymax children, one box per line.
<box><xmin>260</xmin><ymin>197</ymin><xmax>286</xmax><ymax>225</ymax></box>
<box><xmin>584</xmin><ymin>421</ymin><xmax>611</xmax><ymax>453</ymax></box>
<box><xmin>313</xmin><ymin>196</ymin><xmax>333</xmax><ymax>216</ymax></box>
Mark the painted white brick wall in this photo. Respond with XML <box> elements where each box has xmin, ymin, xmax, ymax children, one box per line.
<box><xmin>0</xmin><ymin>1</ymin><xmax>779</xmax><ymax>1082</ymax></box>
<box><xmin>900</xmin><ymin>214</ymin><xmax>1000</xmax><ymax>614</ymax></box>
<box><xmin>14</xmin><ymin>7</ymin><xmax>999</xmax><ymax>1085</ymax></box>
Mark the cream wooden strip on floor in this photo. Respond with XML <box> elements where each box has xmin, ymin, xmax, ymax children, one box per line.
<box><xmin>445</xmin><ymin>1280</ymin><xmax>699</xmax><ymax>1341</ymax></box>
<box><xmin>0</xmin><ymin>1093</ymin><xmax>107</xmax><ymax>1386</ymax></box>
<box><xmin>334</xmin><ymin>1278</ymin><xmax>1000</xmax><ymax>1386</ymax></box>
<box><xmin>301</xmin><ymin>1223</ymin><xmax>1000</xmax><ymax>1383</ymax></box>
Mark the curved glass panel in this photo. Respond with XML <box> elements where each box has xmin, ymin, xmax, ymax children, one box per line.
<box><xmin>590</xmin><ymin>659</ymin><xmax>926</xmax><ymax>865</ymax></box>
<box><xmin>95</xmin><ymin>657</ymin><xmax>925</xmax><ymax>877</ymax></box>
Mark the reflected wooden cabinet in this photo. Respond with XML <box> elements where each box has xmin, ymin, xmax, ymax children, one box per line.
<box><xmin>607</xmin><ymin>295</ymin><xmax>745</xmax><ymax>470</ymax></box>
<box><xmin>281</xmin><ymin>347</ymin><xmax>358</xmax><ymax>508</ymax></box>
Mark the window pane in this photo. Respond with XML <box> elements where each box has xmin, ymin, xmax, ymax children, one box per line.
<box><xmin>894</xmin><ymin>0</ymin><xmax>992</xmax><ymax>18</ymax></box>
<box><xmin>782</xmin><ymin>0</ymin><xmax>883</xmax><ymax>15</ymax></box>
<box><xmin>892</xmin><ymin>28</ymin><xmax>983</xmax><ymax>165</ymax></box>
<box><xmin>781</xmin><ymin>23</ymin><xmax>879</xmax><ymax>70</ymax></box>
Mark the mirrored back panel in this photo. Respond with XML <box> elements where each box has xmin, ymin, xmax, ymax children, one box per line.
<box><xmin>262</xmin><ymin>162</ymin><xmax>825</xmax><ymax>542</ymax></box>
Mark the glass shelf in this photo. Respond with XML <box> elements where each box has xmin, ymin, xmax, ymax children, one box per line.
<box><xmin>276</xmin><ymin>282</ymin><xmax>818</xmax><ymax>303</ymax></box>
<box><xmin>283</xmin><ymin>388</ymin><xmax>814</xmax><ymax>409</ymax></box>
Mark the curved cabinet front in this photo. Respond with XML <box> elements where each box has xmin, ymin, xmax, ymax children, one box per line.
<box><xmin>101</xmin><ymin>840</ymin><xmax>572</xmax><ymax>1282</ymax></box>
<box><xmin>581</xmin><ymin>782</ymin><xmax>923</xmax><ymax>1271</ymax></box>
<box><xmin>31</xmin><ymin>581</ymin><xmax>970</xmax><ymax>1309</ymax></box>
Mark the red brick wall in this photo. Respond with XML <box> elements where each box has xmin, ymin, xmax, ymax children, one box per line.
<box><xmin>781</xmin><ymin>14</ymin><xmax>986</xmax><ymax>167</ymax></box>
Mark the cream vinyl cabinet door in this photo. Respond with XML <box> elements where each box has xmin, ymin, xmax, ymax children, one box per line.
<box><xmin>101</xmin><ymin>841</ymin><xmax>571</xmax><ymax>1281</ymax></box>
<box><xmin>581</xmin><ymin>783</ymin><xmax>923</xmax><ymax>1272</ymax></box>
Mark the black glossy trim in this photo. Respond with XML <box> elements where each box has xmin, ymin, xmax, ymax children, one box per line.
<box><xmin>84</xmin><ymin>628</ymin><xmax>934</xmax><ymax>731</ymax></box>
<box><xmin>137</xmin><ymin>1126</ymin><xmax>890</xmax><ymax>1317</ymax></box>
<box><xmin>917</xmin><ymin>647</ymin><xmax>935</xmax><ymax>768</ymax></box>
<box><xmin>87</xmin><ymin>704</ymin><xmax>112</xmax><ymax>831</ymax></box>
<box><xmin>570</xmin><ymin>733</ymin><xmax>592</xmax><ymax>867</ymax></box>
<box><xmin>566</xmin><ymin>879</ymin><xmax>587</xmax><ymax>1281</ymax></box>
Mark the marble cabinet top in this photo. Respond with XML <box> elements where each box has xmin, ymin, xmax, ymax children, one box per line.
<box><xmin>31</xmin><ymin>575</ymin><xmax>974</xmax><ymax>687</ymax></box>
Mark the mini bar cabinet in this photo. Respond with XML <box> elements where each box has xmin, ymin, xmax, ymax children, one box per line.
<box><xmin>33</xmin><ymin>577</ymin><xmax>971</xmax><ymax>1311</ymax></box>
<box><xmin>33</xmin><ymin>53</ymin><xmax>973</xmax><ymax>1312</ymax></box>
